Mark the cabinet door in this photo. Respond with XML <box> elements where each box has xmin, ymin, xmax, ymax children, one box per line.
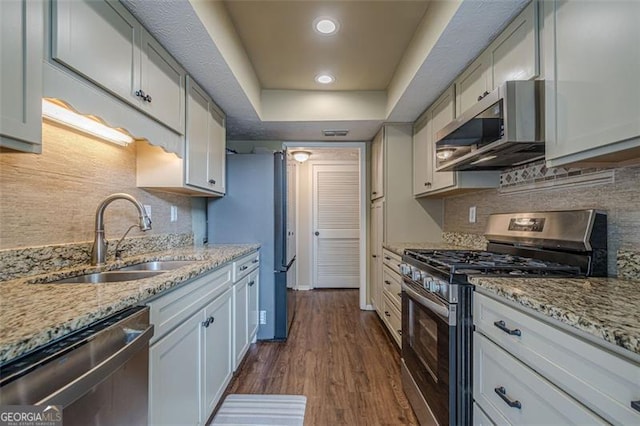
<box><xmin>370</xmin><ymin>201</ymin><xmax>384</xmax><ymax>315</ymax></box>
<box><xmin>371</xmin><ymin>128</ymin><xmax>384</xmax><ymax>200</ymax></box>
<box><xmin>544</xmin><ymin>0</ymin><xmax>640</xmax><ymax>164</ymax></box>
<box><xmin>149</xmin><ymin>310</ymin><xmax>202</xmax><ymax>426</ymax></box>
<box><xmin>140</xmin><ymin>29</ymin><xmax>186</xmax><ymax>134</ymax></box>
<box><xmin>233</xmin><ymin>277</ymin><xmax>249</xmax><ymax>370</ymax></box>
<box><xmin>248</xmin><ymin>268</ymin><xmax>259</xmax><ymax>341</ymax></box>
<box><xmin>207</xmin><ymin>107</ymin><xmax>226</xmax><ymax>194</ymax></box>
<box><xmin>489</xmin><ymin>1</ymin><xmax>538</xmax><ymax>90</ymax></box>
<box><xmin>412</xmin><ymin>115</ymin><xmax>432</xmax><ymax>195</ymax></box>
<box><xmin>202</xmin><ymin>289</ymin><xmax>233</xmax><ymax>421</ymax></box>
<box><xmin>430</xmin><ymin>87</ymin><xmax>456</xmax><ymax>191</ymax></box>
<box><xmin>455</xmin><ymin>51</ymin><xmax>490</xmax><ymax>117</ymax></box>
<box><xmin>186</xmin><ymin>78</ymin><xmax>211</xmax><ymax>190</ymax></box>
<box><xmin>0</xmin><ymin>0</ymin><xmax>43</xmax><ymax>152</ymax></box>
<box><xmin>52</xmin><ymin>0</ymin><xmax>140</xmax><ymax>107</ymax></box>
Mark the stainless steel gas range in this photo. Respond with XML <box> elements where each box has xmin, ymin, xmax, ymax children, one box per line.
<box><xmin>400</xmin><ymin>210</ymin><xmax>607</xmax><ymax>426</ymax></box>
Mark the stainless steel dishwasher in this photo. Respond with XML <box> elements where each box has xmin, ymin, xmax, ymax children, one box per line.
<box><xmin>0</xmin><ymin>306</ymin><xmax>153</xmax><ymax>425</ymax></box>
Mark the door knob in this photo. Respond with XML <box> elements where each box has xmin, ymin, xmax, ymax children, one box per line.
<box><xmin>314</xmin><ymin>231</ymin><xmax>320</xmax><ymax>236</ymax></box>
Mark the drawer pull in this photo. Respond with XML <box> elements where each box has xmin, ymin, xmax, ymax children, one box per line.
<box><xmin>384</xmin><ymin>311</ymin><xmax>391</xmax><ymax>317</ymax></box>
<box><xmin>248</xmin><ymin>280</ymin><xmax>255</xmax><ymax>287</ymax></box>
<box><xmin>384</xmin><ymin>280</ymin><xmax>391</xmax><ymax>285</ymax></box>
<box><xmin>202</xmin><ymin>316</ymin><xmax>215</xmax><ymax>328</ymax></box>
<box><xmin>397</xmin><ymin>330</ymin><xmax>402</xmax><ymax>335</ymax></box>
<box><xmin>397</xmin><ymin>292</ymin><xmax>401</xmax><ymax>297</ymax></box>
<box><xmin>252</xmin><ymin>259</ymin><xmax>259</xmax><ymax>263</ymax></box>
<box><xmin>240</xmin><ymin>265</ymin><xmax>248</xmax><ymax>271</ymax></box>
<box><xmin>384</xmin><ymin>256</ymin><xmax>391</xmax><ymax>261</ymax></box>
<box><xmin>632</xmin><ymin>400</ymin><xmax>640</xmax><ymax>413</ymax></box>
<box><xmin>494</xmin><ymin>320</ymin><xmax>522</xmax><ymax>336</ymax></box>
<box><xmin>494</xmin><ymin>386</ymin><xmax>522</xmax><ymax>409</ymax></box>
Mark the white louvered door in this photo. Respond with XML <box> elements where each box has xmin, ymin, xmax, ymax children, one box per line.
<box><xmin>312</xmin><ymin>163</ymin><xmax>360</xmax><ymax>288</ymax></box>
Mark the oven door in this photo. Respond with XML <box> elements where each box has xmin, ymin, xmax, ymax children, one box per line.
<box><xmin>402</xmin><ymin>279</ymin><xmax>457</xmax><ymax>426</ymax></box>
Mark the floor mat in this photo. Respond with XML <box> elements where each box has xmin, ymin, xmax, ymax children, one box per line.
<box><xmin>211</xmin><ymin>394</ymin><xmax>307</xmax><ymax>426</ymax></box>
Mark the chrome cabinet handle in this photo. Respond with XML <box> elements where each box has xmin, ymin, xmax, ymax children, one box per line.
<box><xmin>384</xmin><ymin>280</ymin><xmax>391</xmax><ymax>285</ymax></box>
<box><xmin>252</xmin><ymin>259</ymin><xmax>259</xmax><ymax>264</ymax></box>
<box><xmin>208</xmin><ymin>179</ymin><xmax>216</xmax><ymax>185</ymax></box>
<box><xmin>248</xmin><ymin>280</ymin><xmax>255</xmax><ymax>287</ymax></box>
<box><xmin>240</xmin><ymin>265</ymin><xmax>248</xmax><ymax>271</ymax></box>
<box><xmin>494</xmin><ymin>320</ymin><xmax>522</xmax><ymax>336</ymax></box>
<box><xmin>477</xmin><ymin>91</ymin><xmax>490</xmax><ymax>102</ymax></box>
<box><xmin>384</xmin><ymin>311</ymin><xmax>391</xmax><ymax>317</ymax></box>
<box><xmin>494</xmin><ymin>387</ymin><xmax>522</xmax><ymax>409</ymax></box>
<box><xmin>397</xmin><ymin>330</ymin><xmax>402</xmax><ymax>335</ymax></box>
<box><xmin>135</xmin><ymin>89</ymin><xmax>152</xmax><ymax>103</ymax></box>
<box><xmin>631</xmin><ymin>400</ymin><xmax>640</xmax><ymax>413</ymax></box>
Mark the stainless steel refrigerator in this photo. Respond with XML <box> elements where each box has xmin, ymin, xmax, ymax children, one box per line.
<box><xmin>208</xmin><ymin>151</ymin><xmax>296</xmax><ymax>340</ymax></box>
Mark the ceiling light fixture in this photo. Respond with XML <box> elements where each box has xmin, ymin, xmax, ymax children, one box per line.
<box><xmin>314</xmin><ymin>18</ymin><xmax>338</xmax><ymax>35</ymax></box>
<box><xmin>323</xmin><ymin>129</ymin><xmax>349</xmax><ymax>137</ymax></box>
<box><xmin>291</xmin><ymin>151</ymin><xmax>311</xmax><ymax>163</ymax></box>
<box><xmin>42</xmin><ymin>99</ymin><xmax>133</xmax><ymax>146</ymax></box>
<box><xmin>315</xmin><ymin>74</ymin><xmax>335</xmax><ymax>84</ymax></box>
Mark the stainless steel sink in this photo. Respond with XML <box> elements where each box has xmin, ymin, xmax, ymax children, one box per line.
<box><xmin>49</xmin><ymin>271</ymin><xmax>165</xmax><ymax>284</ymax></box>
<box><xmin>117</xmin><ymin>260</ymin><xmax>196</xmax><ymax>272</ymax></box>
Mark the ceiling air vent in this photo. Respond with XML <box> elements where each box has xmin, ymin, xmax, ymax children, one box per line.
<box><xmin>323</xmin><ymin>129</ymin><xmax>349</xmax><ymax>137</ymax></box>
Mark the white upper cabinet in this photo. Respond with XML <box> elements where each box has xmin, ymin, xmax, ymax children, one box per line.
<box><xmin>543</xmin><ymin>0</ymin><xmax>640</xmax><ymax>167</ymax></box>
<box><xmin>454</xmin><ymin>1</ymin><xmax>538</xmax><ymax>118</ymax></box>
<box><xmin>186</xmin><ymin>76</ymin><xmax>226</xmax><ymax>195</ymax></box>
<box><xmin>413</xmin><ymin>87</ymin><xmax>498</xmax><ymax>197</ymax></box>
<box><xmin>51</xmin><ymin>0</ymin><xmax>185</xmax><ymax>135</ymax></box>
<box><xmin>454</xmin><ymin>51</ymin><xmax>491</xmax><ymax>117</ymax></box>
<box><xmin>489</xmin><ymin>1</ymin><xmax>538</xmax><ymax>90</ymax></box>
<box><xmin>371</xmin><ymin>129</ymin><xmax>384</xmax><ymax>200</ymax></box>
<box><xmin>0</xmin><ymin>0</ymin><xmax>43</xmax><ymax>153</ymax></box>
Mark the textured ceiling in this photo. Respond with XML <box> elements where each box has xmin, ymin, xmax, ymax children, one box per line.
<box><xmin>223</xmin><ymin>1</ymin><xmax>430</xmax><ymax>91</ymax></box>
<box><xmin>122</xmin><ymin>0</ymin><xmax>529</xmax><ymax>142</ymax></box>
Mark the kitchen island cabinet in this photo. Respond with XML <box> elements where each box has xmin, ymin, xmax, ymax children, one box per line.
<box><xmin>0</xmin><ymin>0</ymin><xmax>43</xmax><ymax>153</ymax></box>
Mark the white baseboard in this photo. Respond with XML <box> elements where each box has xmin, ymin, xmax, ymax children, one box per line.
<box><xmin>296</xmin><ymin>285</ymin><xmax>313</xmax><ymax>291</ymax></box>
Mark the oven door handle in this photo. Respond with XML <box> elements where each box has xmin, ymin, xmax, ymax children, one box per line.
<box><xmin>402</xmin><ymin>282</ymin><xmax>455</xmax><ymax>325</ymax></box>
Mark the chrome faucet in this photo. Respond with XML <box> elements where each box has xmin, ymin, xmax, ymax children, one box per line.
<box><xmin>91</xmin><ymin>193</ymin><xmax>152</xmax><ymax>266</ymax></box>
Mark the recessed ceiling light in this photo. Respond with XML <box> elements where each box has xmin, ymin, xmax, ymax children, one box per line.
<box><xmin>314</xmin><ymin>18</ymin><xmax>338</xmax><ymax>35</ymax></box>
<box><xmin>315</xmin><ymin>74</ymin><xmax>335</xmax><ymax>84</ymax></box>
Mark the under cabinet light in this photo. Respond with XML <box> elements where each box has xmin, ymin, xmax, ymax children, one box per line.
<box><xmin>42</xmin><ymin>99</ymin><xmax>134</xmax><ymax>146</ymax></box>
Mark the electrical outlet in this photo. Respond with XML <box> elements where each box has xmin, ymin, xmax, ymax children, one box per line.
<box><xmin>143</xmin><ymin>205</ymin><xmax>152</xmax><ymax>219</ymax></box>
<box><xmin>469</xmin><ymin>206</ymin><xmax>477</xmax><ymax>223</ymax></box>
<box><xmin>170</xmin><ymin>205</ymin><xmax>178</xmax><ymax>222</ymax></box>
<box><xmin>259</xmin><ymin>310</ymin><xmax>267</xmax><ymax>325</ymax></box>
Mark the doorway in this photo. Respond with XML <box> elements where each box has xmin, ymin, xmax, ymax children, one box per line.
<box><xmin>284</xmin><ymin>144</ymin><xmax>367</xmax><ymax>307</ymax></box>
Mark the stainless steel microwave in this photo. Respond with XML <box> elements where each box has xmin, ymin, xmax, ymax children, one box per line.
<box><xmin>435</xmin><ymin>80</ymin><xmax>544</xmax><ymax>171</ymax></box>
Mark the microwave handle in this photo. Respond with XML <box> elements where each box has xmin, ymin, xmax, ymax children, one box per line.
<box><xmin>402</xmin><ymin>282</ymin><xmax>456</xmax><ymax>326</ymax></box>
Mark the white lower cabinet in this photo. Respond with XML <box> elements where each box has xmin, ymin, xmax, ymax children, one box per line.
<box><xmin>233</xmin><ymin>276</ymin><xmax>249</xmax><ymax>370</ymax></box>
<box><xmin>148</xmin><ymin>264</ymin><xmax>234</xmax><ymax>425</ymax></box>
<box><xmin>473</xmin><ymin>291</ymin><xmax>640</xmax><ymax>425</ymax></box>
<box><xmin>474</xmin><ymin>333</ymin><xmax>604</xmax><ymax>425</ymax></box>
<box><xmin>202</xmin><ymin>289</ymin><xmax>233</xmax><ymax>420</ymax></box>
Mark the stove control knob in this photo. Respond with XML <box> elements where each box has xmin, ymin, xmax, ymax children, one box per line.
<box><xmin>412</xmin><ymin>269</ymin><xmax>423</xmax><ymax>281</ymax></box>
<box><xmin>429</xmin><ymin>280</ymin><xmax>441</xmax><ymax>293</ymax></box>
<box><xmin>400</xmin><ymin>263</ymin><xmax>411</xmax><ymax>275</ymax></box>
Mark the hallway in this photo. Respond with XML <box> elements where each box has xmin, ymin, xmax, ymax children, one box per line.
<box><xmin>225</xmin><ymin>289</ymin><xmax>418</xmax><ymax>425</ymax></box>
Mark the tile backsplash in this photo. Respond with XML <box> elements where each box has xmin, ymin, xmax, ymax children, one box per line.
<box><xmin>444</xmin><ymin>163</ymin><xmax>640</xmax><ymax>276</ymax></box>
<box><xmin>0</xmin><ymin>123</ymin><xmax>193</xmax><ymax>250</ymax></box>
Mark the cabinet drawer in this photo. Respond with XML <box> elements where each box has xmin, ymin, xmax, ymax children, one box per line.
<box><xmin>147</xmin><ymin>265</ymin><xmax>232</xmax><ymax>343</ymax></box>
<box><xmin>382</xmin><ymin>267</ymin><xmax>401</xmax><ymax>310</ymax></box>
<box><xmin>473</xmin><ymin>402</ymin><xmax>495</xmax><ymax>426</ymax></box>
<box><xmin>382</xmin><ymin>293</ymin><xmax>401</xmax><ymax>348</ymax></box>
<box><xmin>474</xmin><ymin>292</ymin><xmax>640</xmax><ymax>425</ymax></box>
<box><xmin>382</xmin><ymin>249</ymin><xmax>402</xmax><ymax>274</ymax></box>
<box><xmin>233</xmin><ymin>251</ymin><xmax>260</xmax><ymax>282</ymax></box>
<box><xmin>474</xmin><ymin>333</ymin><xmax>605</xmax><ymax>425</ymax></box>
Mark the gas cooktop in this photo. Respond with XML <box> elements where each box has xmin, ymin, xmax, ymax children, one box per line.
<box><xmin>404</xmin><ymin>249</ymin><xmax>583</xmax><ymax>277</ymax></box>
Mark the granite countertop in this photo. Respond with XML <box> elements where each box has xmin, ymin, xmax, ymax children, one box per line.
<box><xmin>383</xmin><ymin>242</ymin><xmax>468</xmax><ymax>257</ymax></box>
<box><xmin>470</xmin><ymin>276</ymin><xmax>640</xmax><ymax>358</ymax></box>
<box><xmin>0</xmin><ymin>244</ymin><xmax>259</xmax><ymax>365</ymax></box>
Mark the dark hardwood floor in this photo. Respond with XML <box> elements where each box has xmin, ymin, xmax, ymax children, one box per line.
<box><xmin>225</xmin><ymin>289</ymin><xmax>418</xmax><ymax>425</ymax></box>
